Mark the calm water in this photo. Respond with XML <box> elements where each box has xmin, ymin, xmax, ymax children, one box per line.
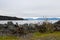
<box><xmin>0</xmin><ymin>20</ymin><xmax>59</xmax><ymax>24</ymax></box>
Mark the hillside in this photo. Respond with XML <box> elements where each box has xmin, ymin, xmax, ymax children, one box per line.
<box><xmin>0</xmin><ymin>15</ymin><xmax>24</xmax><ymax>20</ymax></box>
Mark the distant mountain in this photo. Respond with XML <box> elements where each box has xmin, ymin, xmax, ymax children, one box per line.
<box><xmin>24</xmin><ymin>18</ymin><xmax>34</xmax><ymax>20</ymax></box>
<box><xmin>36</xmin><ymin>18</ymin><xmax>60</xmax><ymax>20</ymax></box>
<box><xmin>0</xmin><ymin>15</ymin><xmax>24</xmax><ymax>20</ymax></box>
<box><xmin>25</xmin><ymin>17</ymin><xmax>60</xmax><ymax>20</ymax></box>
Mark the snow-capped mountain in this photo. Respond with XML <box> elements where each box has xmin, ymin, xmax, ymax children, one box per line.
<box><xmin>24</xmin><ymin>17</ymin><xmax>60</xmax><ymax>20</ymax></box>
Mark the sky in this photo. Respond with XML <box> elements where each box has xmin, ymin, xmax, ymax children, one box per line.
<box><xmin>0</xmin><ymin>0</ymin><xmax>60</xmax><ymax>17</ymax></box>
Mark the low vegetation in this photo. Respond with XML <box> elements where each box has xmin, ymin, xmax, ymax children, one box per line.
<box><xmin>0</xmin><ymin>20</ymin><xmax>60</xmax><ymax>40</ymax></box>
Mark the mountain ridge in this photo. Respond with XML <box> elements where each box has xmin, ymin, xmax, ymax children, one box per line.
<box><xmin>0</xmin><ymin>15</ymin><xmax>24</xmax><ymax>20</ymax></box>
<box><xmin>24</xmin><ymin>17</ymin><xmax>60</xmax><ymax>20</ymax></box>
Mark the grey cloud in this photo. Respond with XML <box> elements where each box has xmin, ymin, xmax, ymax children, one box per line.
<box><xmin>0</xmin><ymin>0</ymin><xmax>60</xmax><ymax>17</ymax></box>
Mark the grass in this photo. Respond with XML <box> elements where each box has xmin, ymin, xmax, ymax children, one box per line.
<box><xmin>33</xmin><ymin>32</ymin><xmax>60</xmax><ymax>37</ymax></box>
<box><xmin>0</xmin><ymin>32</ymin><xmax>60</xmax><ymax>40</ymax></box>
<box><xmin>31</xmin><ymin>32</ymin><xmax>60</xmax><ymax>40</ymax></box>
<box><xmin>0</xmin><ymin>35</ymin><xmax>19</xmax><ymax>40</ymax></box>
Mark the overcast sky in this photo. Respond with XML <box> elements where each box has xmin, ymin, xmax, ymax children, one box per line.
<box><xmin>0</xmin><ymin>0</ymin><xmax>60</xmax><ymax>17</ymax></box>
